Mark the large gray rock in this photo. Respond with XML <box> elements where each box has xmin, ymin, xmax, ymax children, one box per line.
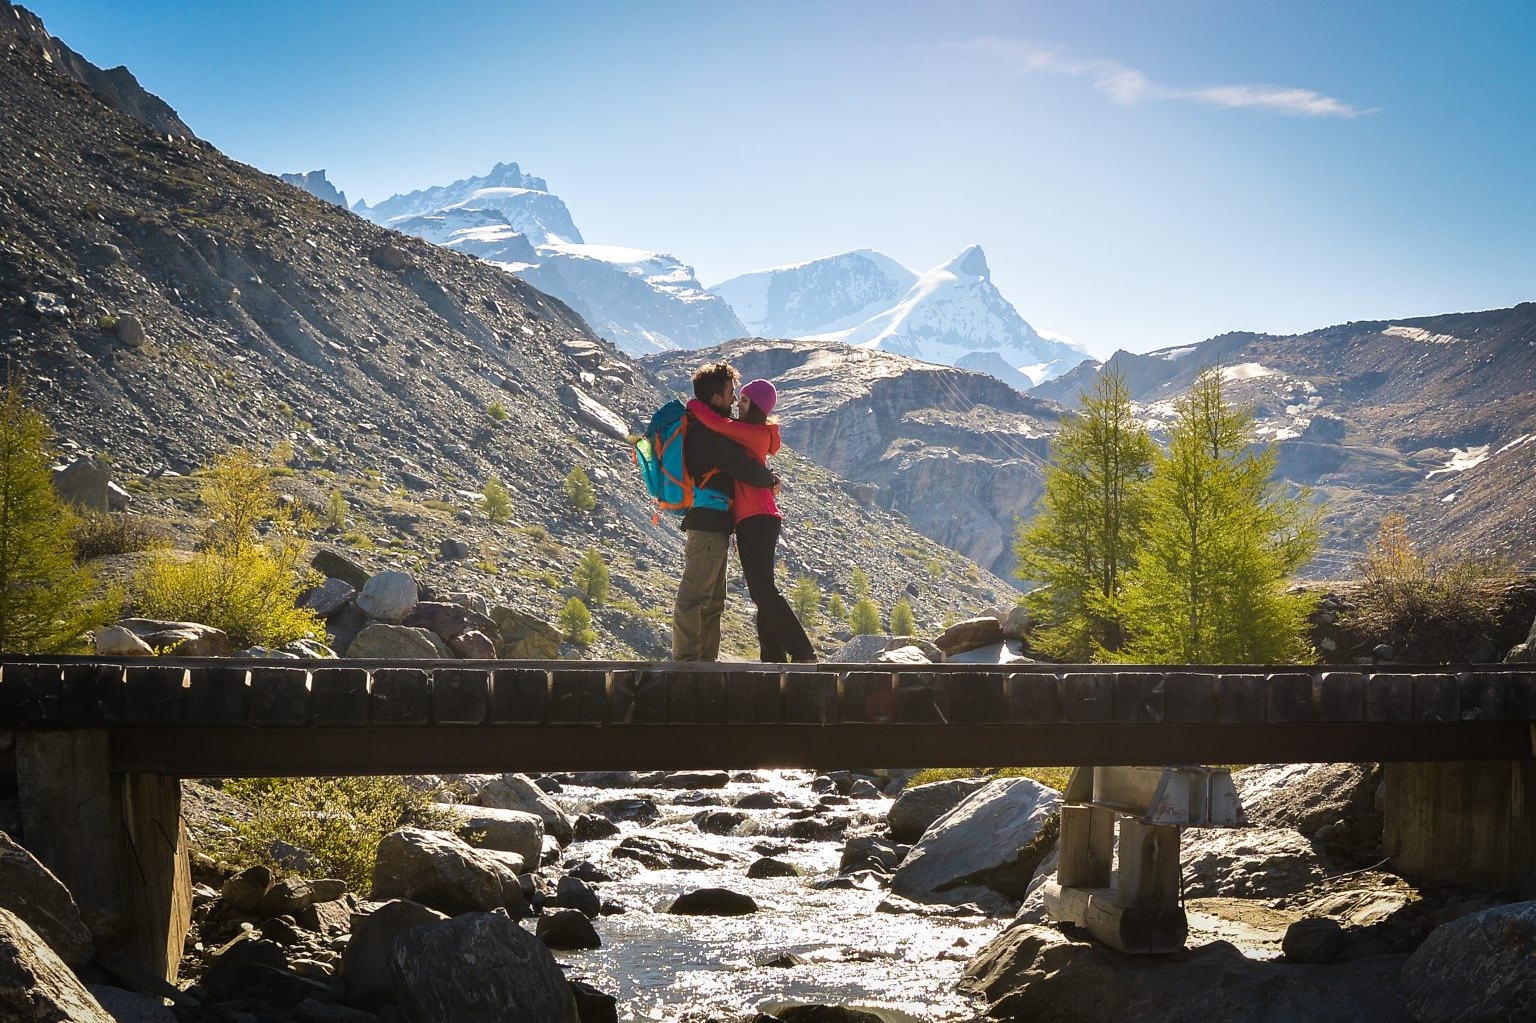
<box><xmin>0</xmin><ymin>907</ymin><xmax>116</xmax><ymax>1022</ymax></box>
<box><xmin>86</xmin><ymin>985</ymin><xmax>176</xmax><ymax>1022</ymax></box>
<box><xmin>890</xmin><ymin>777</ymin><xmax>1059</xmax><ymax>904</ymax></box>
<box><xmin>0</xmin><ymin>831</ymin><xmax>94</xmax><ymax>966</ymax></box>
<box><xmin>51</xmin><ymin>456</ymin><xmax>113</xmax><ymax>512</ymax></box>
<box><xmin>488</xmin><ymin>606</ymin><xmax>562</xmax><ymax>659</ymax></box>
<box><xmin>355</xmin><ymin>570</ymin><xmax>418</xmax><ymax>623</ymax></box>
<box><xmin>401</xmin><ymin>601</ymin><xmax>503</xmax><ymax>649</ymax></box>
<box><xmin>442</xmin><ymin>805</ymin><xmax>544</xmax><ymax>867</ymax></box>
<box><xmin>312</xmin><ymin>549</ymin><xmax>371</xmax><ymax>590</ymax></box>
<box><xmin>389</xmin><ymin>912</ymin><xmax>579</xmax><ymax>1022</ymax></box>
<box><xmin>962</xmin><ymin>923</ymin><xmax>1410</xmax><ymax>1023</ymax></box>
<box><xmin>887</xmin><ymin>777</ymin><xmax>990</xmax><ymax>844</ymax></box>
<box><xmin>297</xmin><ymin>577</ymin><xmax>356</xmax><ymax>618</ymax></box>
<box><xmin>91</xmin><ymin>626</ymin><xmax>154</xmax><ymax>656</ymax></box>
<box><xmin>1403</xmin><ymin>901</ymin><xmax>1536</xmax><ymax>1022</ymax></box>
<box><xmin>1505</xmin><ymin>615</ymin><xmax>1536</xmax><ymax>663</ymax></box>
<box><xmin>345</xmin><ymin>623</ymin><xmax>448</xmax><ymax>659</ymax></box>
<box><xmin>475</xmin><ymin>774</ymin><xmax>574</xmax><ymax>846</ymax></box>
<box><xmin>370</xmin><ymin>828</ymin><xmax>521</xmax><ymax>916</ymax></box>
<box><xmin>343</xmin><ymin>899</ymin><xmax>448</xmax><ymax>1007</ymax></box>
<box><xmin>934</xmin><ymin>615</ymin><xmax>1005</xmax><ymax>655</ymax></box>
<box><xmin>112</xmin><ymin>618</ymin><xmax>231</xmax><ymax>656</ymax></box>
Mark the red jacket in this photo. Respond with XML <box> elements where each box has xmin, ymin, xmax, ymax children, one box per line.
<box><xmin>686</xmin><ymin>398</ymin><xmax>781</xmax><ymax>523</ymax></box>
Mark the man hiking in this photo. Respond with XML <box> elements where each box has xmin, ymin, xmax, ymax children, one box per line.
<box><xmin>673</xmin><ymin>361</ymin><xmax>779</xmax><ymax>661</ymax></box>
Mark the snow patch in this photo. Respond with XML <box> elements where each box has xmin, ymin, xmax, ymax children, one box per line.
<box><xmin>1222</xmin><ymin>363</ymin><xmax>1277</xmax><ymax>382</ymax></box>
<box><xmin>1159</xmin><ymin>346</ymin><xmax>1199</xmax><ymax>362</ymax></box>
<box><xmin>1384</xmin><ymin>325</ymin><xmax>1465</xmax><ymax>345</ymax></box>
<box><xmin>1425</xmin><ymin>445</ymin><xmax>1490</xmax><ymax>480</ymax></box>
<box><xmin>1497</xmin><ymin>434</ymin><xmax>1533</xmax><ymax>455</ymax></box>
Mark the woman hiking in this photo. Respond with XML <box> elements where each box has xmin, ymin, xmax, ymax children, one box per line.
<box><xmin>686</xmin><ymin>378</ymin><xmax>817</xmax><ymax>664</ymax></box>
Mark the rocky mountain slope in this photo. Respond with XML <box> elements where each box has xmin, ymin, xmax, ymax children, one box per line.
<box><xmin>294</xmin><ymin>163</ymin><xmax>747</xmax><ymax>357</ymax></box>
<box><xmin>0</xmin><ymin>1</ymin><xmax>1011</xmax><ymax>657</ymax></box>
<box><xmin>647</xmin><ymin>338</ymin><xmax>1063</xmax><ymax>579</ymax></box>
<box><xmin>1035</xmin><ymin>309</ymin><xmax>1536</xmax><ymax>572</ymax></box>
<box><xmin>711</xmin><ymin>246</ymin><xmax>1088</xmax><ymax>388</ymax></box>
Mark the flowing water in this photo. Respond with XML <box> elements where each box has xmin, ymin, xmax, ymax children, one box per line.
<box><xmin>539</xmin><ymin>769</ymin><xmax>999</xmax><ymax>1022</ymax></box>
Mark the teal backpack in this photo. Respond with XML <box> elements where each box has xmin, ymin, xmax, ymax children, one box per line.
<box><xmin>633</xmin><ymin>399</ymin><xmax>725</xmax><ymax>520</ymax></box>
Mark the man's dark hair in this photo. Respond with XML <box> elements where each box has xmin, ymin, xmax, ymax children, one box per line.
<box><xmin>692</xmin><ymin>362</ymin><xmax>739</xmax><ymax>402</ymax></box>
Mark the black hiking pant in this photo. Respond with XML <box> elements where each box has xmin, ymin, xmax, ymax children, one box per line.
<box><xmin>735</xmin><ymin>515</ymin><xmax>815</xmax><ymax>662</ymax></box>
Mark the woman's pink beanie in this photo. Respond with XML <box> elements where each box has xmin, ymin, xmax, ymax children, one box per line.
<box><xmin>740</xmin><ymin>378</ymin><xmax>777</xmax><ymax>414</ymax></box>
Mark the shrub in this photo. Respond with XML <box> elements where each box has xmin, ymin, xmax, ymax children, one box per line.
<box><xmin>564</xmin><ymin>466</ymin><xmax>596</xmax><ymax>512</ymax></box>
<box><xmin>574</xmin><ymin>548</ymin><xmax>610</xmax><ymax>605</ymax></box>
<box><xmin>482</xmin><ymin>477</ymin><xmax>512</xmax><ymax>523</ymax></box>
<box><xmin>850</xmin><ymin>598</ymin><xmax>882</xmax><ymax>636</ymax></box>
<box><xmin>850</xmin><ymin>566</ymin><xmax>871</xmax><ymax>598</ymax></box>
<box><xmin>135</xmin><ymin>546</ymin><xmax>323</xmax><ymax>648</ymax></box>
<box><xmin>72</xmin><ymin>511</ymin><xmax>170</xmax><ymax>561</ymax></box>
<box><xmin>559</xmin><ymin>596</ymin><xmax>596</xmax><ymax>646</ymax></box>
<box><xmin>890</xmin><ymin>597</ymin><xmax>916</xmax><ymax>637</ymax></box>
<box><xmin>210</xmin><ymin>776</ymin><xmax>463</xmax><ymax>890</ymax></box>
<box><xmin>486</xmin><ymin>400</ymin><xmax>509</xmax><ymax>423</ymax></box>
<box><xmin>324</xmin><ymin>489</ymin><xmax>348</xmax><ymax>530</ymax></box>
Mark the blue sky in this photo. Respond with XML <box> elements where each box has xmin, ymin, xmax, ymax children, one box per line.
<box><xmin>24</xmin><ymin>1</ymin><xmax>1536</xmax><ymax>360</ymax></box>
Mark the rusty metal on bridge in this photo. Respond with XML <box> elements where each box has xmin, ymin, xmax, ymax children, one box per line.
<box><xmin>2</xmin><ymin>657</ymin><xmax>1532</xmax><ymax>776</ymax></box>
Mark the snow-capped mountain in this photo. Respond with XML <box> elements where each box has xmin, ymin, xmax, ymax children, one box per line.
<box><xmin>316</xmin><ymin>164</ymin><xmax>742</xmax><ymax>355</ymax></box>
<box><xmin>710</xmin><ymin>246</ymin><xmax>1089</xmax><ymax>387</ymax></box>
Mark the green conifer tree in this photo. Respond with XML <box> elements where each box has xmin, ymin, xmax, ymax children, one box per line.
<box><xmin>559</xmin><ymin>596</ymin><xmax>596</xmax><ymax>647</ymax></box>
<box><xmin>1116</xmin><ymin>368</ymin><xmax>1319</xmax><ymax>663</ymax></box>
<box><xmin>791</xmin><ymin>575</ymin><xmax>821</xmax><ymax>630</ymax></box>
<box><xmin>827</xmin><ymin>592</ymin><xmax>846</xmax><ymax>623</ymax></box>
<box><xmin>850</xmin><ymin>598</ymin><xmax>882</xmax><ymax>636</ymax></box>
<box><xmin>573</xmin><ymin>547</ymin><xmax>610</xmax><ymax>605</ymax></box>
<box><xmin>564</xmin><ymin>465</ymin><xmax>597</xmax><ymax>512</ymax></box>
<box><xmin>482</xmin><ymin>476</ymin><xmax>512</xmax><ymax>523</ymax></box>
<box><xmin>0</xmin><ymin>380</ymin><xmax>116</xmax><ymax>652</ymax></box>
<box><xmin>890</xmin><ymin>597</ymin><xmax>916</xmax><ymax>636</ymax></box>
<box><xmin>1014</xmin><ymin>367</ymin><xmax>1154</xmax><ymax>660</ymax></box>
<box><xmin>850</xmin><ymin>566</ymin><xmax>871</xmax><ymax>599</ymax></box>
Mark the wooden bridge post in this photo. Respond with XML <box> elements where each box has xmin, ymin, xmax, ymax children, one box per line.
<box><xmin>15</xmin><ymin>730</ymin><xmax>190</xmax><ymax>982</ymax></box>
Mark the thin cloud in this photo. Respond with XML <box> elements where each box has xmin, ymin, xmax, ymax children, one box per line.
<box><xmin>962</xmin><ymin>38</ymin><xmax>1369</xmax><ymax>118</ymax></box>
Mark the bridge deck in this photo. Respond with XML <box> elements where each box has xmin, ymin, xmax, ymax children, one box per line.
<box><xmin>1</xmin><ymin>658</ymin><xmax>1532</xmax><ymax>775</ymax></box>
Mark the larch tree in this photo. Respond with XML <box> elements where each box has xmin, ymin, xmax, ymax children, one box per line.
<box><xmin>1115</xmin><ymin>368</ymin><xmax>1318</xmax><ymax>663</ymax></box>
<box><xmin>1014</xmin><ymin>367</ymin><xmax>1154</xmax><ymax>660</ymax></box>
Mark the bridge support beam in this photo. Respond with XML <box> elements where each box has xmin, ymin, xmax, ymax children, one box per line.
<box><xmin>1385</xmin><ymin>759</ymin><xmax>1536</xmax><ymax>892</ymax></box>
<box><xmin>15</xmin><ymin>730</ymin><xmax>190</xmax><ymax>983</ymax></box>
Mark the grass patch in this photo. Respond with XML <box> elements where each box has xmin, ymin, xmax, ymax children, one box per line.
<box><xmin>908</xmin><ymin>766</ymin><xmax>1074</xmax><ymax>792</ymax></box>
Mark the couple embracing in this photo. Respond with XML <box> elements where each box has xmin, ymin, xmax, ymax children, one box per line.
<box><xmin>671</xmin><ymin>361</ymin><xmax>816</xmax><ymax>664</ymax></box>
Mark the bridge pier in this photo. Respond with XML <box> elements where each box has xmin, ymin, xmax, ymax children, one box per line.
<box><xmin>1384</xmin><ymin>759</ymin><xmax>1536</xmax><ymax>892</ymax></box>
<box><xmin>13</xmin><ymin>729</ymin><xmax>190</xmax><ymax>982</ymax></box>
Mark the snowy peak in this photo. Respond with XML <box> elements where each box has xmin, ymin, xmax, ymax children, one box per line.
<box><xmin>352</xmin><ymin>161</ymin><xmax>580</xmax><ymax>246</ymax></box>
<box><xmin>709</xmin><ymin>249</ymin><xmax>919</xmax><ymax>338</ymax></box>
<box><xmin>941</xmin><ymin>243</ymin><xmax>990</xmax><ymax>279</ymax></box>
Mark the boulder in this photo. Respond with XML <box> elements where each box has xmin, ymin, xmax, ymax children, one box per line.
<box><xmin>573</xmin><ymin>814</ymin><xmax>620</xmax><ymax>841</ymax></box>
<box><xmin>536</xmin><ymin>907</ymin><xmax>602</xmax><ymax>949</ymax></box>
<box><xmin>51</xmin><ymin>455</ymin><xmax>113</xmax><ymax>512</ymax></box>
<box><xmin>1506</xmin><ymin>615</ymin><xmax>1536</xmax><ymax>663</ymax></box>
<box><xmin>747</xmin><ymin>857</ymin><xmax>801</xmax><ymax>879</ymax></box>
<box><xmin>91</xmin><ymin>626</ymin><xmax>154</xmax><ymax>656</ymax></box>
<box><xmin>592</xmin><ymin>797</ymin><xmax>658</xmax><ymax>824</ymax></box>
<box><xmin>667</xmin><ymin>888</ymin><xmax>758</xmax><ymax>916</ymax></box>
<box><xmin>345</xmin><ymin>623</ymin><xmax>447</xmax><ymax>659</ymax></box>
<box><xmin>934</xmin><ymin>615</ymin><xmax>1005</xmax><ymax>655</ymax></box>
<box><xmin>343</xmin><ymin>899</ymin><xmax>448</xmax><ymax>1007</ymax></box>
<box><xmin>0</xmin><ymin>831</ymin><xmax>93</xmax><ymax>965</ymax></box>
<box><xmin>475</xmin><ymin>774</ymin><xmax>573</xmax><ymax>845</ymax></box>
<box><xmin>370</xmin><ymin>828</ymin><xmax>522</xmax><ymax>916</ymax></box>
<box><xmin>961</xmin><ymin>924</ymin><xmax>1410</xmax><ymax>1023</ymax></box>
<box><xmin>114</xmin><ymin>313</ymin><xmax>146</xmax><ymax>347</ymax></box>
<box><xmin>551</xmin><ymin>876</ymin><xmax>602</xmax><ymax>919</ymax></box>
<box><xmin>0</xmin><ymin>907</ymin><xmax>115</xmax><ymax>1022</ymax></box>
<box><xmin>446</xmin><ymin>805</ymin><xmax>545</xmax><ymax>867</ymax></box>
<box><xmin>401</xmin><ymin>601</ymin><xmax>503</xmax><ymax>649</ymax></box>
<box><xmin>612</xmin><ymin>834</ymin><xmax>733</xmax><ymax>871</ymax></box>
<box><xmin>389</xmin><ymin>912</ymin><xmax>579</xmax><ymax>1023</ymax></box>
<box><xmin>311</xmin><ymin>549</ymin><xmax>371</xmax><ymax>590</ymax></box>
<box><xmin>489</xmin><ymin>606</ymin><xmax>562</xmax><ymax>659</ymax></box>
<box><xmin>944</xmin><ymin>639</ymin><xmax>1034</xmax><ymax>664</ymax></box>
<box><xmin>297</xmin><ymin>577</ymin><xmax>356</xmax><ymax>618</ymax></box>
<box><xmin>219</xmin><ymin>864</ymin><xmax>275</xmax><ymax>916</ymax></box>
<box><xmin>113</xmin><ymin>618</ymin><xmax>231</xmax><ymax>656</ymax></box>
<box><xmin>657</xmin><ymin>770</ymin><xmax>731</xmax><ymax>789</ymax></box>
<box><xmin>887</xmin><ymin>777</ymin><xmax>990</xmax><ymax>844</ymax></box>
<box><xmin>1403</xmin><ymin>901</ymin><xmax>1536</xmax><ymax>1022</ymax></box>
<box><xmin>1283</xmin><ymin>917</ymin><xmax>1344</xmax><ymax>964</ymax></box>
<box><xmin>87</xmin><ymin>985</ymin><xmax>176</xmax><ymax>1022</ymax></box>
<box><xmin>890</xmin><ymin>777</ymin><xmax>1059</xmax><ymax>904</ymax></box>
<box><xmin>355</xmin><ymin>570</ymin><xmax>418</xmax><ymax>623</ymax></box>
<box><xmin>447</xmin><ymin>630</ymin><xmax>496</xmax><ymax>659</ymax></box>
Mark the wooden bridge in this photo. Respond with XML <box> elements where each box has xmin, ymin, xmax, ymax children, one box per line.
<box><xmin>3</xmin><ymin>657</ymin><xmax>1535</xmax><ymax>981</ymax></box>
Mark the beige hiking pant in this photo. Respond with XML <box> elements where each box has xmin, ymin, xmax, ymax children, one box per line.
<box><xmin>673</xmin><ymin>529</ymin><xmax>730</xmax><ymax>661</ymax></box>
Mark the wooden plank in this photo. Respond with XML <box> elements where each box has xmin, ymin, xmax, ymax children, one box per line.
<box><xmin>432</xmin><ymin>668</ymin><xmax>490</xmax><ymax>725</ymax></box>
<box><xmin>665</xmin><ymin>670</ymin><xmax>724</xmax><ymax>725</ymax></box>
<box><xmin>895</xmin><ymin>672</ymin><xmax>948</xmax><ymax>723</ymax></box>
<box><xmin>1413</xmin><ymin>673</ymin><xmax>1459</xmax><ymax>723</ymax></box>
<box><xmin>1163</xmin><ymin>672</ymin><xmax>1217</xmax><ymax>723</ymax></box>
<box><xmin>1057</xmin><ymin>804</ymin><xmax>1114</xmax><ymax>888</ymax></box>
<box><xmin>784</xmin><ymin>671</ymin><xmax>836</xmax><ymax>724</ymax></box>
<box><xmin>1506</xmin><ymin>671</ymin><xmax>1536</xmax><ymax>719</ymax></box>
<box><xmin>724</xmin><ymin>670</ymin><xmax>782</xmax><ymax>725</ymax></box>
<box><xmin>0</xmin><ymin>662</ymin><xmax>62</xmax><ymax>723</ymax></box>
<box><xmin>118</xmin><ymin>772</ymin><xmax>192</xmax><ymax>983</ymax></box>
<box><xmin>947</xmin><ymin>671</ymin><xmax>1006</xmax><ymax>724</ymax></box>
<box><xmin>1007</xmin><ymin>673</ymin><xmax>1061</xmax><ymax>723</ymax></box>
<box><xmin>1366</xmin><ymin>673</ymin><xmax>1415</xmax><ymax>722</ymax></box>
<box><xmin>371</xmin><ymin>668</ymin><xmax>430</xmax><ymax>725</ymax></box>
<box><xmin>611</xmin><ymin>669</ymin><xmax>666</xmax><ymax>724</ymax></box>
<box><xmin>186</xmin><ymin>666</ymin><xmax>249</xmax><ymax>726</ymax></box>
<box><xmin>1115</xmin><ymin>819</ymin><xmax>1182</xmax><ymax>909</ymax></box>
<box><xmin>1063</xmin><ymin>673</ymin><xmax>1114</xmax><ymax>723</ymax></box>
<box><xmin>249</xmin><ymin>667</ymin><xmax>311</xmax><ymax>727</ymax></box>
<box><xmin>1114</xmin><ymin>673</ymin><xmax>1165</xmax><ymax>724</ymax></box>
<box><xmin>490</xmin><ymin>667</ymin><xmax>548</xmax><ymax>724</ymax></box>
<box><xmin>1318</xmin><ymin>671</ymin><xmax>1366</xmax><ymax>722</ymax></box>
<box><xmin>551</xmin><ymin>669</ymin><xmax>610</xmax><ymax>724</ymax></box>
<box><xmin>1216</xmin><ymin>673</ymin><xmax>1266</xmax><ymax>724</ymax></box>
<box><xmin>60</xmin><ymin>663</ymin><xmax>124</xmax><ymax>724</ymax></box>
<box><xmin>310</xmin><ymin>667</ymin><xmax>369</xmax><ymax>726</ymax></box>
<box><xmin>122</xmin><ymin>665</ymin><xmax>188</xmax><ymax>725</ymax></box>
<box><xmin>842</xmin><ymin>671</ymin><xmax>895</xmax><ymax>724</ymax></box>
<box><xmin>1266</xmin><ymin>672</ymin><xmax>1317</xmax><ymax>723</ymax></box>
<box><xmin>1044</xmin><ymin>882</ymin><xmax>1187</xmax><ymax>955</ymax></box>
<box><xmin>1459</xmin><ymin>671</ymin><xmax>1505</xmax><ymax>722</ymax></box>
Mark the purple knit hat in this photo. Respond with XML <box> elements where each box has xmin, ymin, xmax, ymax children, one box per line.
<box><xmin>740</xmin><ymin>378</ymin><xmax>777</xmax><ymax>415</ymax></box>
